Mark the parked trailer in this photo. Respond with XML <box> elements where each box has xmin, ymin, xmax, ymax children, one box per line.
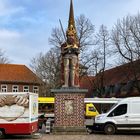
<box><xmin>0</xmin><ymin>92</ymin><xmax>38</xmax><ymax>138</ymax></box>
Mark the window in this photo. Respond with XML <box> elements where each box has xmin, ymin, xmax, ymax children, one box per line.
<box><xmin>12</xmin><ymin>85</ymin><xmax>19</xmax><ymax>92</ymax></box>
<box><xmin>108</xmin><ymin>104</ymin><xmax>127</xmax><ymax>117</ymax></box>
<box><xmin>1</xmin><ymin>85</ymin><xmax>7</xmax><ymax>92</ymax></box>
<box><xmin>23</xmin><ymin>86</ymin><xmax>29</xmax><ymax>92</ymax></box>
<box><xmin>33</xmin><ymin>86</ymin><xmax>39</xmax><ymax>93</ymax></box>
<box><xmin>89</xmin><ymin>107</ymin><xmax>96</xmax><ymax>112</ymax></box>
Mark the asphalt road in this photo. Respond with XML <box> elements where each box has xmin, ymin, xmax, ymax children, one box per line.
<box><xmin>2</xmin><ymin>125</ymin><xmax>140</xmax><ymax>140</ymax></box>
<box><xmin>3</xmin><ymin>132</ymin><xmax>140</xmax><ymax>140</ymax></box>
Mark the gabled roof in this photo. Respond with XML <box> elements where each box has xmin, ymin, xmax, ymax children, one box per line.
<box><xmin>0</xmin><ymin>64</ymin><xmax>43</xmax><ymax>84</ymax></box>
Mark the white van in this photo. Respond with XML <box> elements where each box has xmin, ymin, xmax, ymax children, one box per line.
<box><xmin>94</xmin><ymin>97</ymin><xmax>140</xmax><ymax>135</ymax></box>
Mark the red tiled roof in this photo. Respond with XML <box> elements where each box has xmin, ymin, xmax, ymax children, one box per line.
<box><xmin>79</xmin><ymin>60</ymin><xmax>140</xmax><ymax>97</ymax></box>
<box><xmin>0</xmin><ymin>64</ymin><xmax>43</xmax><ymax>84</ymax></box>
<box><xmin>103</xmin><ymin>60</ymin><xmax>140</xmax><ymax>86</ymax></box>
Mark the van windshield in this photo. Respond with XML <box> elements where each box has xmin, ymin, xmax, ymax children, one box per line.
<box><xmin>106</xmin><ymin>103</ymin><xmax>117</xmax><ymax>113</ymax></box>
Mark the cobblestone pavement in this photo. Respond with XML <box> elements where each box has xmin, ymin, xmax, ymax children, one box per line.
<box><xmin>3</xmin><ymin>132</ymin><xmax>140</xmax><ymax>140</ymax></box>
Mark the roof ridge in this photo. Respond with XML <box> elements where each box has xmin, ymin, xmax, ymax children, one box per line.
<box><xmin>0</xmin><ymin>63</ymin><xmax>25</xmax><ymax>66</ymax></box>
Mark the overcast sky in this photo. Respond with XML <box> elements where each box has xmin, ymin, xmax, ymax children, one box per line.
<box><xmin>0</xmin><ymin>0</ymin><xmax>140</xmax><ymax>66</ymax></box>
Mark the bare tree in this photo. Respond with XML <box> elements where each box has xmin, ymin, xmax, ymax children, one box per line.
<box><xmin>0</xmin><ymin>49</ymin><xmax>10</xmax><ymax>64</ymax></box>
<box><xmin>112</xmin><ymin>14</ymin><xmax>140</xmax><ymax>62</ymax></box>
<box><xmin>30</xmin><ymin>47</ymin><xmax>61</xmax><ymax>96</ymax></box>
<box><xmin>79</xmin><ymin>25</ymin><xmax>111</xmax><ymax>97</ymax></box>
<box><xmin>76</xmin><ymin>15</ymin><xmax>95</xmax><ymax>75</ymax></box>
<box><xmin>76</xmin><ymin>14</ymin><xmax>95</xmax><ymax>51</ymax></box>
<box><xmin>111</xmin><ymin>13</ymin><xmax>140</xmax><ymax>93</ymax></box>
<box><xmin>96</xmin><ymin>25</ymin><xmax>110</xmax><ymax>70</ymax></box>
<box><xmin>91</xmin><ymin>25</ymin><xmax>111</xmax><ymax>97</ymax></box>
<box><xmin>49</xmin><ymin>28</ymin><xmax>64</xmax><ymax>48</ymax></box>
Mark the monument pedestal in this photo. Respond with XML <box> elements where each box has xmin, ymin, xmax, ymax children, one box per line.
<box><xmin>51</xmin><ymin>88</ymin><xmax>88</xmax><ymax>134</ymax></box>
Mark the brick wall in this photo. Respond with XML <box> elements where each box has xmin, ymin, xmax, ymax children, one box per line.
<box><xmin>55</xmin><ymin>93</ymin><xmax>85</xmax><ymax>127</ymax></box>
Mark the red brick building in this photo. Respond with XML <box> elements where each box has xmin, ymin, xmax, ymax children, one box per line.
<box><xmin>0</xmin><ymin>64</ymin><xmax>43</xmax><ymax>94</ymax></box>
<box><xmin>80</xmin><ymin>60</ymin><xmax>140</xmax><ymax>98</ymax></box>
<box><xmin>80</xmin><ymin>76</ymin><xmax>95</xmax><ymax>97</ymax></box>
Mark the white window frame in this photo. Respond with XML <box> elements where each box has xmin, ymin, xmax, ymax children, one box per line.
<box><xmin>33</xmin><ymin>86</ymin><xmax>39</xmax><ymax>93</ymax></box>
<box><xmin>23</xmin><ymin>86</ymin><xmax>29</xmax><ymax>92</ymax></box>
<box><xmin>12</xmin><ymin>85</ymin><xmax>19</xmax><ymax>92</ymax></box>
<box><xmin>1</xmin><ymin>85</ymin><xmax>7</xmax><ymax>92</ymax></box>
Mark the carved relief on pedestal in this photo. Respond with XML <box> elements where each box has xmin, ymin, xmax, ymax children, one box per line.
<box><xmin>64</xmin><ymin>100</ymin><xmax>74</xmax><ymax>115</ymax></box>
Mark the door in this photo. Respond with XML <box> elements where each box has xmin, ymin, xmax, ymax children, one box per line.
<box><xmin>127</xmin><ymin>101</ymin><xmax>140</xmax><ymax>129</ymax></box>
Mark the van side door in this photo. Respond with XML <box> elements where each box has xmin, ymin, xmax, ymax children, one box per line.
<box><xmin>128</xmin><ymin>101</ymin><xmax>140</xmax><ymax>126</ymax></box>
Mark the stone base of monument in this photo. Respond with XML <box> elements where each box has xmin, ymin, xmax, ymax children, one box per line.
<box><xmin>52</xmin><ymin>126</ymin><xmax>87</xmax><ymax>134</ymax></box>
<box><xmin>51</xmin><ymin>88</ymin><xmax>88</xmax><ymax>135</ymax></box>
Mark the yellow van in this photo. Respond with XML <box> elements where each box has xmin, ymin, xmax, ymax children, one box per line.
<box><xmin>38</xmin><ymin>97</ymin><xmax>54</xmax><ymax>104</ymax></box>
<box><xmin>85</xmin><ymin>103</ymin><xmax>99</xmax><ymax>118</ymax></box>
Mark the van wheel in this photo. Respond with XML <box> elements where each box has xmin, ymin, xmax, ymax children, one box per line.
<box><xmin>104</xmin><ymin>124</ymin><xmax>116</xmax><ymax>135</ymax></box>
<box><xmin>0</xmin><ymin>130</ymin><xmax>5</xmax><ymax>138</ymax></box>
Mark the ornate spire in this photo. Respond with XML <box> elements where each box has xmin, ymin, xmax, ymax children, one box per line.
<box><xmin>66</xmin><ymin>0</ymin><xmax>77</xmax><ymax>37</ymax></box>
<box><xmin>68</xmin><ymin>0</ymin><xmax>75</xmax><ymax>29</ymax></box>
